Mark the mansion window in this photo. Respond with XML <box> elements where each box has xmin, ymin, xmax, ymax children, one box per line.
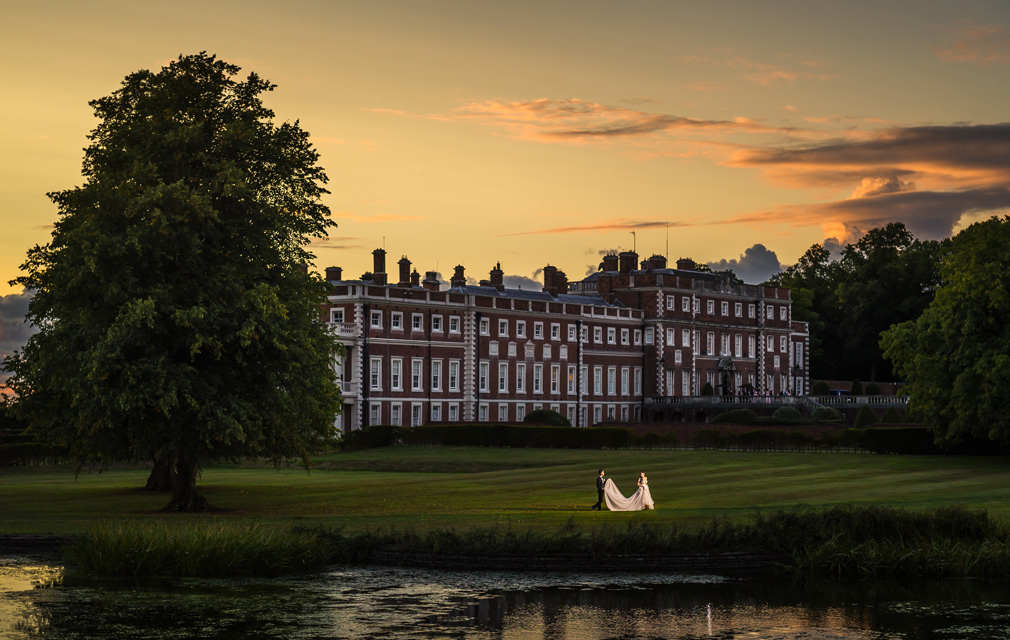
<box><xmin>370</xmin><ymin>311</ymin><xmax>382</xmax><ymax>328</ymax></box>
<box><xmin>499</xmin><ymin>320</ymin><xmax>508</xmax><ymax>337</ymax></box>
<box><xmin>432</xmin><ymin>315</ymin><xmax>443</xmax><ymax>332</ymax></box>
<box><xmin>707</xmin><ymin>300</ymin><xmax>715</xmax><ymax>314</ymax></box>
<box><xmin>682</xmin><ymin>297</ymin><xmax>690</xmax><ymax>312</ymax></box>
<box><xmin>391</xmin><ymin>312</ymin><xmax>402</xmax><ymax>330</ymax></box>
<box><xmin>412</xmin><ymin>314</ymin><xmax>423</xmax><ymax>331</ymax></box>
<box><xmin>534</xmin><ymin>322</ymin><xmax>544</xmax><ymax>339</ymax></box>
<box><xmin>449</xmin><ymin>316</ymin><xmax>460</xmax><ymax>333</ymax></box>
<box><xmin>480</xmin><ymin>318</ymin><xmax>490</xmax><ymax>335</ymax></box>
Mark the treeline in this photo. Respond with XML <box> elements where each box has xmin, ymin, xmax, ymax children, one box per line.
<box><xmin>767</xmin><ymin>222</ymin><xmax>948</xmax><ymax>383</ymax></box>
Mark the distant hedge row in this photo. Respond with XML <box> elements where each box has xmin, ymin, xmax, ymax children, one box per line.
<box><xmin>338</xmin><ymin>424</ymin><xmax>946</xmax><ymax>455</ymax></box>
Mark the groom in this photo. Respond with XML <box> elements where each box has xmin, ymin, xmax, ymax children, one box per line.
<box><xmin>591</xmin><ymin>469</ymin><xmax>606</xmax><ymax>510</ymax></box>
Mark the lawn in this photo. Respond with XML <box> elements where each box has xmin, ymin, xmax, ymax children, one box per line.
<box><xmin>3</xmin><ymin>447</ymin><xmax>1010</xmax><ymax>534</ymax></box>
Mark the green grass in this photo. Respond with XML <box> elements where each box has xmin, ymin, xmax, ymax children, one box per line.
<box><xmin>4</xmin><ymin>447</ymin><xmax>1010</xmax><ymax>535</ymax></box>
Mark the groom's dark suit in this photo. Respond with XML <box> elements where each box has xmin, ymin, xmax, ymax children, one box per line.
<box><xmin>592</xmin><ymin>474</ymin><xmax>606</xmax><ymax>510</ymax></box>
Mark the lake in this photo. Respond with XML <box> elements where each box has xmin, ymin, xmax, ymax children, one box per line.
<box><xmin>3</xmin><ymin>556</ymin><xmax>1010</xmax><ymax>639</ymax></box>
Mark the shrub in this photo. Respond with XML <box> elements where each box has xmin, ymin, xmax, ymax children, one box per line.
<box><xmin>523</xmin><ymin>409</ymin><xmax>570</xmax><ymax>426</ymax></box>
<box><xmin>401</xmin><ymin>424</ymin><xmax>632</xmax><ymax>449</ymax></box>
<box><xmin>865</xmin><ymin>381</ymin><xmax>882</xmax><ymax>395</ymax></box>
<box><xmin>879</xmin><ymin>407</ymin><xmax>905</xmax><ymax>423</ymax></box>
<box><xmin>851</xmin><ymin>379</ymin><xmax>864</xmax><ymax>395</ymax></box>
<box><xmin>771</xmin><ymin>406</ymin><xmax>803</xmax><ymax>421</ymax></box>
<box><xmin>338</xmin><ymin>425</ymin><xmax>401</xmax><ymax>451</ymax></box>
<box><xmin>811</xmin><ymin>406</ymin><xmax>845</xmax><ymax>422</ymax></box>
<box><xmin>701</xmin><ymin>382</ymin><xmax>715</xmax><ymax>396</ymax></box>
<box><xmin>811</xmin><ymin>381</ymin><xmax>831</xmax><ymax>396</ymax></box>
<box><xmin>853</xmin><ymin>405</ymin><xmax>879</xmax><ymax>428</ymax></box>
<box><xmin>857</xmin><ymin>427</ymin><xmax>936</xmax><ymax>454</ymax></box>
<box><xmin>711</xmin><ymin>408</ymin><xmax>758</xmax><ymax>424</ymax></box>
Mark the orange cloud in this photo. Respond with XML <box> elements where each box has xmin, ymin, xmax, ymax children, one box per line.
<box><xmin>501</xmin><ymin>218</ymin><xmax>691</xmax><ymax>236</ymax></box>
<box><xmin>682</xmin><ymin>48</ymin><xmax>832</xmax><ymax>86</ymax></box>
<box><xmin>331</xmin><ymin>211</ymin><xmax>425</xmax><ymax>222</ymax></box>
<box><xmin>936</xmin><ymin>24</ymin><xmax>1010</xmax><ymax>65</ymax></box>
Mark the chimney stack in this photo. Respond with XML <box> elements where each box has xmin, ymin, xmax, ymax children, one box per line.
<box><xmin>372</xmin><ymin>249</ymin><xmax>387</xmax><ymax>285</ymax></box>
<box><xmin>410</xmin><ymin>268</ymin><xmax>420</xmax><ymax>288</ymax></box>
<box><xmin>618</xmin><ymin>251</ymin><xmax>638</xmax><ymax>275</ymax></box>
<box><xmin>489</xmin><ymin>262</ymin><xmax>504</xmax><ymax>291</ymax></box>
<box><xmin>649</xmin><ymin>254</ymin><xmax>667</xmax><ymax>270</ymax></box>
<box><xmin>601</xmin><ymin>254</ymin><xmax>619</xmax><ymax>272</ymax></box>
<box><xmin>676</xmin><ymin>258</ymin><xmax>696</xmax><ymax>271</ymax></box>
<box><xmin>398</xmin><ymin>256</ymin><xmax>411</xmax><ymax>287</ymax></box>
<box><xmin>542</xmin><ymin>265</ymin><xmax>558</xmax><ymax>295</ymax></box>
<box><xmin>422</xmin><ymin>270</ymin><xmax>441</xmax><ymax>291</ymax></box>
<box><xmin>325</xmin><ymin>266</ymin><xmax>343</xmax><ymax>282</ymax></box>
<box><xmin>450</xmin><ymin>265</ymin><xmax>466</xmax><ymax>288</ymax></box>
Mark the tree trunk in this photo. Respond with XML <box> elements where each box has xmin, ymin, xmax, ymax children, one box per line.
<box><xmin>163</xmin><ymin>458</ymin><xmax>210</xmax><ymax>512</ymax></box>
<box><xmin>144</xmin><ymin>457</ymin><xmax>176</xmax><ymax>491</ymax></box>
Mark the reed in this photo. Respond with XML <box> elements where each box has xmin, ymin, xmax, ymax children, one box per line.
<box><xmin>63</xmin><ymin>521</ymin><xmax>332</xmax><ymax>577</ymax></box>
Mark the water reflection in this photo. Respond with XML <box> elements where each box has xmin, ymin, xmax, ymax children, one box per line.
<box><xmin>2</xmin><ymin>555</ymin><xmax>1010</xmax><ymax>639</ymax></box>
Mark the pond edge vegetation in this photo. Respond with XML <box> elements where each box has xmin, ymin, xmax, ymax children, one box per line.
<box><xmin>62</xmin><ymin>504</ymin><xmax>1010</xmax><ymax>580</ymax></box>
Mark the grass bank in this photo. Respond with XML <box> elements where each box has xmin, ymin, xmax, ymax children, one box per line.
<box><xmin>62</xmin><ymin>505</ymin><xmax>1010</xmax><ymax>579</ymax></box>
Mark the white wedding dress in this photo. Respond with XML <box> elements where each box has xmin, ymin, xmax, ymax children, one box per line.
<box><xmin>602</xmin><ymin>478</ymin><xmax>655</xmax><ymax>511</ymax></box>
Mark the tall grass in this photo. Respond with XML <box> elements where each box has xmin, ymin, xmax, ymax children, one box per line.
<box><xmin>65</xmin><ymin>505</ymin><xmax>1010</xmax><ymax>579</ymax></box>
<box><xmin>63</xmin><ymin>521</ymin><xmax>333</xmax><ymax>577</ymax></box>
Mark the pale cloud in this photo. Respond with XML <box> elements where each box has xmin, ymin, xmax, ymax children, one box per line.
<box><xmin>501</xmin><ymin>219</ymin><xmax>688</xmax><ymax>237</ymax></box>
<box><xmin>682</xmin><ymin>48</ymin><xmax>832</xmax><ymax>86</ymax></box>
<box><xmin>0</xmin><ymin>291</ymin><xmax>37</xmax><ymax>368</ymax></box>
<box><xmin>848</xmin><ymin>176</ymin><xmax>916</xmax><ymax>199</ymax></box>
<box><xmin>707</xmin><ymin>244</ymin><xmax>784</xmax><ymax>284</ymax></box>
<box><xmin>308</xmin><ymin>136</ymin><xmax>347</xmax><ymax>145</ymax></box>
<box><xmin>936</xmin><ymin>24</ymin><xmax>1010</xmax><ymax>65</ymax></box>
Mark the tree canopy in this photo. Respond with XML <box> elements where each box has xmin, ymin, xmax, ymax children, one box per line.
<box><xmin>882</xmin><ymin>216</ymin><xmax>1010</xmax><ymax>445</ymax></box>
<box><xmin>768</xmin><ymin>222</ymin><xmax>947</xmax><ymax>382</ymax></box>
<box><xmin>3</xmin><ymin>53</ymin><xmax>342</xmax><ymax>510</ymax></box>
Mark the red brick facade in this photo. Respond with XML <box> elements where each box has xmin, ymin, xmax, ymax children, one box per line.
<box><xmin>325</xmin><ymin>250</ymin><xmax>809</xmax><ymax>431</ymax></box>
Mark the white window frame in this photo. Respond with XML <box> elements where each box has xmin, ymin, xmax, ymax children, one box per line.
<box><xmin>411</xmin><ymin>358</ymin><xmax>423</xmax><ymax>391</ymax></box>
<box><xmin>431</xmin><ymin>360</ymin><xmax>443</xmax><ymax>391</ymax></box>
<box><xmin>448</xmin><ymin>403</ymin><xmax>459</xmax><ymax>422</ymax></box>
<box><xmin>517</xmin><ymin>321</ymin><xmax>526</xmax><ymax>338</ymax></box>
<box><xmin>780</xmin><ymin>307</ymin><xmax>788</xmax><ymax>321</ymax></box>
<box><xmin>499</xmin><ymin>319</ymin><xmax>508</xmax><ymax>337</ymax></box>
<box><xmin>735</xmin><ymin>303</ymin><xmax>742</xmax><ymax>317</ymax></box>
<box><xmin>559</xmin><ymin>344</ymin><xmax>568</xmax><ymax>359</ymax></box>
<box><xmin>391</xmin><ymin>358</ymin><xmax>403</xmax><ymax>391</ymax></box>
<box><xmin>498</xmin><ymin>404</ymin><xmax>508</xmax><ymax>422</ymax></box>
<box><xmin>621</xmin><ymin>367</ymin><xmax>629</xmax><ymax>396</ymax></box>
<box><xmin>432</xmin><ymin>315</ymin><xmax>443</xmax><ymax>332</ymax></box>
<box><xmin>499</xmin><ymin>362</ymin><xmax>508</xmax><ymax>392</ymax></box>
<box><xmin>621</xmin><ymin>328</ymin><xmax>629</xmax><ymax>345</ymax></box>
<box><xmin>707</xmin><ymin>300</ymin><xmax>715</xmax><ymax>314</ymax></box>
<box><xmin>634</xmin><ymin>367</ymin><xmax>642</xmax><ymax>395</ymax></box>
<box><xmin>479</xmin><ymin>360</ymin><xmax>490</xmax><ymax>393</ymax></box>
<box><xmin>551</xmin><ymin>323</ymin><xmax>560</xmax><ymax>340</ymax></box>
<box><xmin>431</xmin><ymin>403</ymin><xmax>442</xmax><ymax>422</ymax></box>
<box><xmin>543</xmin><ymin>344</ymin><xmax>551</xmax><ymax>360</ymax></box>
<box><xmin>781</xmin><ymin>335</ymin><xmax>788</xmax><ymax>352</ymax></box>
<box><xmin>645</xmin><ymin>327</ymin><xmax>654</xmax><ymax>344</ymax></box>
<box><xmin>551</xmin><ymin>364</ymin><xmax>561</xmax><ymax>394</ymax></box>
<box><xmin>370</xmin><ymin>311</ymin><xmax>382</xmax><ymax>328</ymax></box>
<box><xmin>568</xmin><ymin>365</ymin><xmax>576</xmax><ymax>394</ymax></box>
<box><xmin>411</xmin><ymin>403</ymin><xmax>423</xmax><ymax>427</ymax></box>
<box><xmin>607</xmin><ymin>366</ymin><xmax>616</xmax><ymax>396</ymax></box>
<box><xmin>682</xmin><ymin>297</ymin><xmax>690</xmax><ymax>312</ymax></box>
<box><xmin>748</xmin><ymin>304</ymin><xmax>756</xmax><ymax>319</ymax></box>
<box><xmin>594</xmin><ymin>366</ymin><xmax>603</xmax><ymax>395</ymax></box>
<box><xmin>721</xmin><ymin>301</ymin><xmax>729</xmax><ymax>316</ymax></box>
<box><xmin>330</xmin><ymin>308</ymin><xmax>344</xmax><ymax>323</ymax></box>
<box><xmin>607</xmin><ymin>327</ymin><xmax>616</xmax><ymax>344</ymax></box>
<box><xmin>449</xmin><ymin>360</ymin><xmax>460</xmax><ymax>392</ymax></box>
<box><xmin>534</xmin><ymin>322</ymin><xmax>544</xmax><ymax>339</ymax></box>
<box><xmin>682</xmin><ymin>328</ymin><xmax>690</xmax><ymax>347</ymax></box>
<box><xmin>633</xmin><ymin>329</ymin><xmax>641</xmax><ymax>345</ymax></box>
<box><xmin>370</xmin><ymin>357</ymin><xmax>382</xmax><ymax>391</ymax></box>
<box><xmin>594</xmin><ymin>327</ymin><xmax>603</xmax><ymax>343</ymax></box>
<box><xmin>450</xmin><ymin>316</ymin><xmax>460</xmax><ymax>333</ymax></box>
<box><xmin>533</xmin><ymin>364</ymin><xmax>543</xmax><ymax>394</ymax></box>
<box><xmin>391</xmin><ymin>402</ymin><xmax>402</xmax><ymax>427</ymax></box>
<box><xmin>480</xmin><ymin>318</ymin><xmax>490</xmax><ymax>336</ymax></box>
<box><xmin>489</xmin><ymin>341</ymin><xmax>499</xmax><ymax>357</ymax></box>
<box><xmin>412</xmin><ymin>313</ymin><xmax>423</xmax><ymax>331</ymax></box>
<box><xmin>479</xmin><ymin>403</ymin><xmax>488</xmax><ymax>422</ymax></box>
<box><xmin>674</xmin><ymin>350</ymin><xmax>682</xmax><ymax>364</ymax></box>
<box><xmin>370</xmin><ymin>403</ymin><xmax>381</xmax><ymax>425</ymax></box>
<box><xmin>568</xmin><ymin>325</ymin><xmax>576</xmax><ymax>341</ymax></box>
<box><xmin>666</xmin><ymin>296</ymin><xmax>675</xmax><ymax>310</ymax></box>
<box><xmin>517</xmin><ymin>362</ymin><xmax>526</xmax><ymax>393</ymax></box>
<box><xmin>391</xmin><ymin>312</ymin><xmax>403</xmax><ymax>330</ymax></box>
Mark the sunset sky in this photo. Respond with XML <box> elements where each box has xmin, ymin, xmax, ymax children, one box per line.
<box><xmin>2</xmin><ymin>0</ymin><xmax>1010</xmax><ymax>360</ymax></box>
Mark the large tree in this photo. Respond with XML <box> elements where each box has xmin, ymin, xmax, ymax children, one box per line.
<box><xmin>769</xmin><ymin>223</ymin><xmax>946</xmax><ymax>382</ymax></box>
<box><xmin>882</xmin><ymin>216</ymin><xmax>1010</xmax><ymax>445</ymax></box>
<box><xmin>3</xmin><ymin>53</ymin><xmax>342</xmax><ymax>510</ymax></box>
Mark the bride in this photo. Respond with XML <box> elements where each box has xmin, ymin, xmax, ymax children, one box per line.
<box><xmin>603</xmin><ymin>472</ymin><xmax>655</xmax><ymax>511</ymax></box>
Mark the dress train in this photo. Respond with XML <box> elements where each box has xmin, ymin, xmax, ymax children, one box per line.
<box><xmin>602</xmin><ymin>478</ymin><xmax>655</xmax><ymax>511</ymax></box>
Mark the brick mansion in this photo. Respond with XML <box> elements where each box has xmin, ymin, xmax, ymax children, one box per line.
<box><xmin>324</xmin><ymin>249</ymin><xmax>809</xmax><ymax>431</ymax></box>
